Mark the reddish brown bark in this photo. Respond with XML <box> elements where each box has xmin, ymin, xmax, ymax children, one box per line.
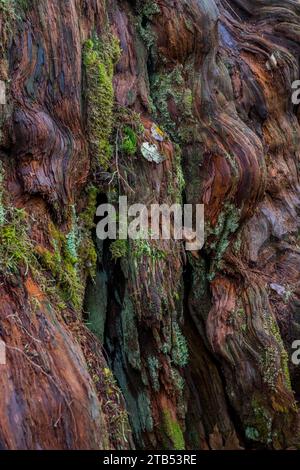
<box><xmin>1</xmin><ymin>0</ymin><xmax>300</xmax><ymax>450</ymax></box>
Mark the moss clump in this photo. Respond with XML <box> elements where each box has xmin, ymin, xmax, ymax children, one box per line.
<box><xmin>0</xmin><ymin>165</ymin><xmax>97</xmax><ymax>312</ymax></box>
<box><xmin>110</xmin><ymin>239</ymin><xmax>128</xmax><ymax>261</ymax></box>
<box><xmin>78</xmin><ymin>185</ymin><xmax>98</xmax><ymax>230</ymax></box>
<box><xmin>83</xmin><ymin>34</ymin><xmax>121</xmax><ymax>170</ymax></box>
<box><xmin>121</xmin><ymin>126</ymin><xmax>138</xmax><ymax>155</ymax></box>
<box><xmin>0</xmin><ymin>207</ymin><xmax>35</xmax><ymax>275</ymax></box>
<box><xmin>0</xmin><ymin>163</ymin><xmax>36</xmax><ymax>275</ymax></box>
<box><xmin>37</xmin><ymin>223</ymin><xmax>84</xmax><ymax>311</ymax></box>
<box><xmin>162</xmin><ymin>409</ymin><xmax>185</xmax><ymax>450</ymax></box>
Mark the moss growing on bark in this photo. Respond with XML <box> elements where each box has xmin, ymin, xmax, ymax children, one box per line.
<box><xmin>110</xmin><ymin>239</ymin><xmax>128</xmax><ymax>261</ymax></box>
<box><xmin>162</xmin><ymin>409</ymin><xmax>185</xmax><ymax>450</ymax></box>
<box><xmin>0</xmin><ymin>163</ymin><xmax>37</xmax><ymax>276</ymax></box>
<box><xmin>37</xmin><ymin>223</ymin><xmax>84</xmax><ymax>311</ymax></box>
<box><xmin>0</xmin><ymin>207</ymin><xmax>35</xmax><ymax>276</ymax></box>
<box><xmin>120</xmin><ymin>126</ymin><xmax>138</xmax><ymax>155</ymax></box>
<box><xmin>83</xmin><ymin>34</ymin><xmax>121</xmax><ymax>170</ymax></box>
<box><xmin>133</xmin><ymin>239</ymin><xmax>166</xmax><ymax>262</ymax></box>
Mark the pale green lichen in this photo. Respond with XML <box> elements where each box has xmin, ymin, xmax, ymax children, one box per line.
<box><xmin>171</xmin><ymin>368</ymin><xmax>185</xmax><ymax>395</ymax></box>
<box><xmin>147</xmin><ymin>356</ymin><xmax>160</xmax><ymax>392</ymax></box>
<box><xmin>172</xmin><ymin>321</ymin><xmax>189</xmax><ymax>367</ymax></box>
<box><xmin>150</xmin><ymin>67</ymin><xmax>185</xmax><ymax>139</ymax></box>
<box><xmin>207</xmin><ymin>203</ymin><xmax>241</xmax><ymax>281</ymax></box>
<box><xmin>136</xmin><ymin>0</ymin><xmax>160</xmax><ymax>50</ymax></box>
<box><xmin>0</xmin><ymin>207</ymin><xmax>35</xmax><ymax>276</ymax></box>
<box><xmin>261</xmin><ymin>309</ymin><xmax>292</xmax><ymax>392</ymax></box>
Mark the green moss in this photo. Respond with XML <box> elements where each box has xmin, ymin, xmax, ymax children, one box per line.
<box><xmin>83</xmin><ymin>34</ymin><xmax>121</xmax><ymax>170</ymax></box>
<box><xmin>79</xmin><ymin>186</ymin><xmax>98</xmax><ymax>230</ymax></box>
<box><xmin>0</xmin><ymin>164</ymin><xmax>36</xmax><ymax>275</ymax></box>
<box><xmin>133</xmin><ymin>239</ymin><xmax>166</xmax><ymax>262</ymax></box>
<box><xmin>162</xmin><ymin>409</ymin><xmax>185</xmax><ymax>450</ymax></box>
<box><xmin>121</xmin><ymin>126</ymin><xmax>138</xmax><ymax>155</ymax></box>
<box><xmin>37</xmin><ymin>225</ymin><xmax>84</xmax><ymax>311</ymax></box>
<box><xmin>0</xmin><ymin>208</ymin><xmax>35</xmax><ymax>275</ymax></box>
<box><xmin>0</xmin><ymin>165</ymin><xmax>97</xmax><ymax>312</ymax></box>
<box><xmin>110</xmin><ymin>239</ymin><xmax>128</xmax><ymax>261</ymax></box>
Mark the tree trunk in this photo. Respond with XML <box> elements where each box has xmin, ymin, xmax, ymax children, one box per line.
<box><xmin>1</xmin><ymin>0</ymin><xmax>300</xmax><ymax>450</ymax></box>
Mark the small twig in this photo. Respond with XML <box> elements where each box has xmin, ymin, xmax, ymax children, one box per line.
<box><xmin>5</xmin><ymin>314</ymin><xmax>42</xmax><ymax>344</ymax></box>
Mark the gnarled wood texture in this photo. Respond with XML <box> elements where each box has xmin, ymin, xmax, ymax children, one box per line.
<box><xmin>1</xmin><ymin>0</ymin><xmax>300</xmax><ymax>450</ymax></box>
